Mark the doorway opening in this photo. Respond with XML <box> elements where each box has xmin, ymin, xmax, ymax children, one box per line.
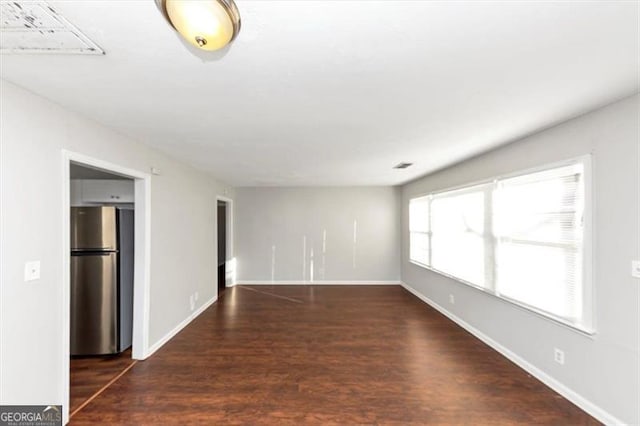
<box><xmin>62</xmin><ymin>151</ymin><xmax>151</xmax><ymax>424</ymax></box>
<box><xmin>216</xmin><ymin>196</ymin><xmax>234</xmax><ymax>295</ymax></box>
<box><xmin>218</xmin><ymin>200</ymin><xmax>228</xmax><ymax>295</ymax></box>
<box><xmin>68</xmin><ymin>163</ymin><xmax>136</xmax><ymax>416</ymax></box>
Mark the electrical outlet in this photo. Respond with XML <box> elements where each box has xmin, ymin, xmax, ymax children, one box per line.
<box><xmin>189</xmin><ymin>295</ymin><xmax>195</xmax><ymax>311</ymax></box>
<box><xmin>554</xmin><ymin>348</ymin><xmax>565</xmax><ymax>365</ymax></box>
<box><xmin>194</xmin><ymin>291</ymin><xmax>199</xmax><ymax>301</ymax></box>
<box><xmin>631</xmin><ymin>260</ymin><xmax>640</xmax><ymax>278</ymax></box>
<box><xmin>24</xmin><ymin>261</ymin><xmax>41</xmax><ymax>282</ymax></box>
<box><xmin>449</xmin><ymin>294</ymin><xmax>455</xmax><ymax>304</ymax></box>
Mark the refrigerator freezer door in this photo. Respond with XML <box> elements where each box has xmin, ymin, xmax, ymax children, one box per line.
<box><xmin>70</xmin><ymin>252</ymin><xmax>118</xmax><ymax>355</ymax></box>
<box><xmin>71</xmin><ymin>206</ymin><xmax>117</xmax><ymax>251</ymax></box>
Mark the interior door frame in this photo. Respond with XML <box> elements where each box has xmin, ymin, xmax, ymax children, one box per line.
<box><xmin>61</xmin><ymin>150</ymin><xmax>151</xmax><ymax>424</ymax></box>
<box><xmin>216</xmin><ymin>195</ymin><xmax>234</xmax><ymax>288</ymax></box>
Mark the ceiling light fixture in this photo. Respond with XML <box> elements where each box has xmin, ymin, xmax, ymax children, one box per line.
<box><xmin>155</xmin><ymin>0</ymin><xmax>241</xmax><ymax>51</ymax></box>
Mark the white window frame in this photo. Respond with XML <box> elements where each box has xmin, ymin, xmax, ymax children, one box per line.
<box><xmin>408</xmin><ymin>155</ymin><xmax>594</xmax><ymax>335</ymax></box>
<box><xmin>409</xmin><ymin>195</ymin><xmax>432</xmax><ymax>267</ymax></box>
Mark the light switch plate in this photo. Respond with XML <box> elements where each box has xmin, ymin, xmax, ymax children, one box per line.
<box><xmin>632</xmin><ymin>260</ymin><xmax>640</xmax><ymax>279</ymax></box>
<box><xmin>24</xmin><ymin>261</ymin><xmax>41</xmax><ymax>281</ymax></box>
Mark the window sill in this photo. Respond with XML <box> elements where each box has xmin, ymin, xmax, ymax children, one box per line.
<box><xmin>408</xmin><ymin>259</ymin><xmax>596</xmax><ymax>338</ymax></box>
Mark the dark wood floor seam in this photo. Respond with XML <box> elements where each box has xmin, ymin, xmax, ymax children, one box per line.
<box><xmin>238</xmin><ymin>285</ymin><xmax>305</xmax><ymax>304</ymax></box>
<box><xmin>70</xmin><ymin>360</ymin><xmax>138</xmax><ymax>418</ymax></box>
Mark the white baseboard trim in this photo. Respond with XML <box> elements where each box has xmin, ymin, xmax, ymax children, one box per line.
<box><xmin>400</xmin><ymin>281</ymin><xmax>622</xmax><ymax>426</ymax></box>
<box><xmin>236</xmin><ymin>280</ymin><xmax>401</xmax><ymax>286</ymax></box>
<box><xmin>144</xmin><ymin>295</ymin><xmax>218</xmax><ymax>359</ymax></box>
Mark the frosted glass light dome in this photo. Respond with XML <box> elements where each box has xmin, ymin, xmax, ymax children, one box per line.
<box><xmin>156</xmin><ymin>0</ymin><xmax>241</xmax><ymax>51</ymax></box>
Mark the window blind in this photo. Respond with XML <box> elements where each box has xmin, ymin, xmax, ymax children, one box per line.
<box><xmin>431</xmin><ymin>189</ymin><xmax>486</xmax><ymax>288</ymax></box>
<box><xmin>493</xmin><ymin>164</ymin><xmax>584</xmax><ymax>321</ymax></box>
<box><xmin>408</xmin><ymin>160</ymin><xmax>591</xmax><ymax>332</ymax></box>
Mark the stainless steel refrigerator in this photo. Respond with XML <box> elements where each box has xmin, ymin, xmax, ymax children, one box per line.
<box><xmin>70</xmin><ymin>206</ymin><xmax>134</xmax><ymax>356</ymax></box>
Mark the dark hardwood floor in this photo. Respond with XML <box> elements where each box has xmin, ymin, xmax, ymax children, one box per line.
<box><xmin>69</xmin><ymin>348</ymin><xmax>135</xmax><ymax>415</ymax></box>
<box><xmin>70</xmin><ymin>285</ymin><xmax>599</xmax><ymax>425</ymax></box>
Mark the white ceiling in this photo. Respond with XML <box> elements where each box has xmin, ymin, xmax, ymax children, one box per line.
<box><xmin>1</xmin><ymin>1</ymin><xmax>638</xmax><ymax>186</ymax></box>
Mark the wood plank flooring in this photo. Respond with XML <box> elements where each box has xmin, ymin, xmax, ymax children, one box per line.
<box><xmin>69</xmin><ymin>349</ymin><xmax>135</xmax><ymax>415</ymax></box>
<box><xmin>70</xmin><ymin>285</ymin><xmax>599</xmax><ymax>425</ymax></box>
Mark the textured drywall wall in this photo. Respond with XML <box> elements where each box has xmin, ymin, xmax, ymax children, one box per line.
<box><xmin>235</xmin><ymin>187</ymin><xmax>401</xmax><ymax>283</ymax></box>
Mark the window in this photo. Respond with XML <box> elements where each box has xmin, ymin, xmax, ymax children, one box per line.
<box><xmin>409</xmin><ymin>158</ymin><xmax>592</xmax><ymax>332</ymax></box>
<box><xmin>431</xmin><ymin>187</ymin><xmax>486</xmax><ymax>288</ymax></box>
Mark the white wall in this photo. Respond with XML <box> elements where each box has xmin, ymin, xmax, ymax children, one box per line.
<box><xmin>0</xmin><ymin>80</ymin><xmax>233</xmax><ymax>409</ymax></box>
<box><xmin>401</xmin><ymin>95</ymin><xmax>639</xmax><ymax>424</ymax></box>
<box><xmin>235</xmin><ymin>187</ymin><xmax>400</xmax><ymax>283</ymax></box>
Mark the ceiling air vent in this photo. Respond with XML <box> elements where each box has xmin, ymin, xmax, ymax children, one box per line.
<box><xmin>0</xmin><ymin>1</ymin><xmax>104</xmax><ymax>55</ymax></box>
<box><xmin>393</xmin><ymin>162</ymin><xmax>413</xmax><ymax>169</ymax></box>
